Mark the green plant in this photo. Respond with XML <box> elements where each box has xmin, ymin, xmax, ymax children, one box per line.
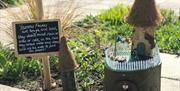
<box><xmin>0</xmin><ymin>0</ymin><xmax>82</xmax><ymax>82</ymax></box>
<box><xmin>154</xmin><ymin>9</ymin><xmax>180</xmax><ymax>54</ymax></box>
<box><xmin>155</xmin><ymin>22</ymin><xmax>180</xmax><ymax>54</ymax></box>
<box><xmin>0</xmin><ymin>43</ymin><xmax>41</xmax><ymax>80</ymax></box>
<box><xmin>0</xmin><ymin>0</ymin><xmax>81</xmax><ymax>45</ymax></box>
<box><xmin>68</xmin><ymin>6</ymin><xmax>179</xmax><ymax>90</ymax></box>
<box><xmin>160</xmin><ymin>9</ymin><xmax>178</xmax><ymax>25</ymax></box>
<box><xmin>0</xmin><ymin>44</ymin><xmax>24</xmax><ymax>80</ymax></box>
<box><xmin>68</xmin><ymin>37</ymin><xmax>104</xmax><ymax>90</ymax></box>
<box><xmin>96</xmin><ymin>5</ymin><xmax>180</xmax><ymax>54</ymax></box>
<box><xmin>49</xmin><ymin>56</ymin><xmax>59</xmax><ymax>72</ymax></box>
<box><xmin>1</xmin><ymin>58</ymin><xmax>25</xmax><ymax>80</ymax></box>
<box><xmin>2</xmin><ymin>0</ymin><xmax>24</xmax><ymax>6</ymax></box>
<box><xmin>98</xmin><ymin>4</ymin><xmax>128</xmax><ymax>25</ymax></box>
<box><xmin>0</xmin><ymin>2</ymin><xmax>179</xmax><ymax>91</ymax></box>
<box><xmin>23</xmin><ymin>58</ymin><xmax>41</xmax><ymax>77</ymax></box>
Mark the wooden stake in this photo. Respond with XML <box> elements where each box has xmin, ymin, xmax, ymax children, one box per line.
<box><xmin>35</xmin><ymin>0</ymin><xmax>52</xmax><ymax>90</ymax></box>
<box><xmin>36</xmin><ymin>0</ymin><xmax>44</xmax><ymax>20</ymax></box>
<box><xmin>42</xmin><ymin>56</ymin><xmax>51</xmax><ymax>90</ymax></box>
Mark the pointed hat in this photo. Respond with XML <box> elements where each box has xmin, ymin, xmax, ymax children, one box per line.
<box><xmin>126</xmin><ymin>0</ymin><xmax>162</xmax><ymax>27</ymax></box>
<box><xmin>59</xmin><ymin>36</ymin><xmax>79</xmax><ymax>72</ymax></box>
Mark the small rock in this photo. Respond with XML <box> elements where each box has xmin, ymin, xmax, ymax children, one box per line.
<box><xmin>51</xmin><ymin>82</ymin><xmax>57</xmax><ymax>88</ymax></box>
<box><xmin>115</xmin><ymin>56</ymin><xmax>126</xmax><ymax>62</ymax></box>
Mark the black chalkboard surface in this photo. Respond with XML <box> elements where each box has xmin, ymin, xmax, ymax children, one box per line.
<box><xmin>13</xmin><ymin>19</ymin><xmax>61</xmax><ymax>56</ymax></box>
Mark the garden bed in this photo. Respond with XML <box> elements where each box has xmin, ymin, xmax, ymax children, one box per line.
<box><xmin>0</xmin><ymin>4</ymin><xmax>179</xmax><ymax>91</ymax></box>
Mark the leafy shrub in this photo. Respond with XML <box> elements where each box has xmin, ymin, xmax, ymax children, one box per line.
<box><xmin>156</xmin><ymin>22</ymin><xmax>180</xmax><ymax>54</ymax></box>
<box><xmin>98</xmin><ymin>4</ymin><xmax>128</xmax><ymax>25</ymax></box>
<box><xmin>105</xmin><ymin>23</ymin><xmax>133</xmax><ymax>41</ymax></box>
<box><xmin>155</xmin><ymin>9</ymin><xmax>180</xmax><ymax>54</ymax></box>
<box><xmin>49</xmin><ymin>56</ymin><xmax>59</xmax><ymax>72</ymax></box>
<box><xmin>96</xmin><ymin>5</ymin><xmax>180</xmax><ymax>54</ymax></box>
<box><xmin>68</xmin><ymin>38</ymin><xmax>104</xmax><ymax>90</ymax></box>
<box><xmin>160</xmin><ymin>9</ymin><xmax>178</xmax><ymax>25</ymax></box>
<box><xmin>0</xmin><ymin>43</ymin><xmax>41</xmax><ymax>80</ymax></box>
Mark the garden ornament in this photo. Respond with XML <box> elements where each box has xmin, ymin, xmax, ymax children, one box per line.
<box><xmin>126</xmin><ymin>0</ymin><xmax>162</xmax><ymax>58</ymax></box>
<box><xmin>116</xmin><ymin>35</ymin><xmax>123</xmax><ymax>43</ymax></box>
<box><xmin>59</xmin><ymin>36</ymin><xmax>79</xmax><ymax>91</ymax></box>
<box><xmin>59</xmin><ymin>36</ymin><xmax>79</xmax><ymax>72</ymax></box>
<box><xmin>126</xmin><ymin>0</ymin><xmax>162</xmax><ymax>27</ymax></box>
<box><xmin>104</xmin><ymin>0</ymin><xmax>162</xmax><ymax>91</ymax></box>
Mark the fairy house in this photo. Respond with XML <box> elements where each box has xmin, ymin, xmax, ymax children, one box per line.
<box><xmin>126</xmin><ymin>0</ymin><xmax>162</xmax><ymax>58</ymax></box>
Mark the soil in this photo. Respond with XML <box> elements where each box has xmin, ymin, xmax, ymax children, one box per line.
<box><xmin>0</xmin><ymin>71</ymin><xmax>103</xmax><ymax>91</ymax></box>
<box><xmin>0</xmin><ymin>72</ymin><xmax>63</xmax><ymax>91</ymax></box>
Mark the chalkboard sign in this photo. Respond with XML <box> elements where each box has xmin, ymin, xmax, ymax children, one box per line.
<box><xmin>13</xmin><ymin>19</ymin><xmax>61</xmax><ymax>56</ymax></box>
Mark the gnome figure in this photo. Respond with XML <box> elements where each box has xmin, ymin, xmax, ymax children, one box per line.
<box><xmin>59</xmin><ymin>36</ymin><xmax>79</xmax><ymax>72</ymax></box>
<box><xmin>126</xmin><ymin>0</ymin><xmax>162</xmax><ymax>59</ymax></box>
<box><xmin>59</xmin><ymin>36</ymin><xmax>79</xmax><ymax>91</ymax></box>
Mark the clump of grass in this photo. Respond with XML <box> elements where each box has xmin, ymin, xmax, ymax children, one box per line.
<box><xmin>0</xmin><ymin>0</ymin><xmax>81</xmax><ymax>46</ymax></box>
<box><xmin>0</xmin><ymin>0</ymin><xmax>8</xmax><ymax>8</ymax></box>
<box><xmin>160</xmin><ymin>9</ymin><xmax>178</xmax><ymax>25</ymax></box>
<box><xmin>98</xmin><ymin>4</ymin><xmax>128</xmax><ymax>25</ymax></box>
<box><xmin>2</xmin><ymin>0</ymin><xmax>24</xmax><ymax>6</ymax></box>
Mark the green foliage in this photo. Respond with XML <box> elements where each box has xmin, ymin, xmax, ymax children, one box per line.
<box><xmin>0</xmin><ymin>44</ymin><xmax>41</xmax><ymax>80</ymax></box>
<box><xmin>160</xmin><ymin>9</ymin><xmax>178</xmax><ymax>25</ymax></box>
<box><xmin>155</xmin><ymin>22</ymin><xmax>180</xmax><ymax>54</ymax></box>
<box><xmin>49</xmin><ymin>56</ymin><xmax>59</xmax><ymax>72</ymax></box>
<box><xmin>155</xmin><ymin>9</ymin><xmax>180</xmax><ymax>54</ymax></box>
<box><xmin>68</xmin><ymin>38</ymin><xmax>104</xmax><ymax>90</ymax></box>
<box><xmin>80</xmin><ymin>5</ymin><xmax>180</xmax><ymax>54</ymax></box>
<box><xmin>0</xmin><ymin>3</ymin><xmax>179</xmax><ymax>91</ymax></box>
<box><xmin>2</xmin><ymin>0</ymin><xmax>24</xmax><ymax>6</ymax></box>
<box><xmin>69</xmin><ymin>7</ymin><xmax>180</xmax><ymax>90</ymax></box>
<box><xmin>105</xmin><ymin>23</ymin><xmax>133</xmax><ymax>41</ymax></box>
<box><xmin>98</xmin><ymin>4</ymin><xmax>128</xmax><ymax>25</ymax></box>
<box><xmin>23</xmin><ymin>58</ymin><xmax>41</xmax><ymax>77</ymax></box>
<box><xmin>1</xmin><ymin>58</ymin><xmax>25</xmax><ymax>80</ymax></box>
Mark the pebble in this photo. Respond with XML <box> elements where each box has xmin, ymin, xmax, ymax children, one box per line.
<box><xmin>115</xmin><ymin>56</ymin><xmax>126</xmax><ymax>62</ymax></box>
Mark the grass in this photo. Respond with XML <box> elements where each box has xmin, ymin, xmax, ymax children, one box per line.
<box><xmin>0</xmin><ymin>0</ymin><xmax>82</xmax><ymax>45</ymax></box>
<box><xmin>98</xmin><ymin>4</ymin><xmax>128</xmax><ymax>25</ymax></box>
<box><xmin>2</xmin><ymin>0</ymin><xmax>24</xmax><ymax>6</ymax></box>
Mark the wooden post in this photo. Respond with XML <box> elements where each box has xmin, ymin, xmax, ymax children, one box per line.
<box><xmin>36</xmin><ymin>0</ymin><xmax>44</xmax><ymax>20</ymax></box>
<box><xmin>42</xmin><ymin>56</ymin><xmax>51</xmax><ymax>90</ymax></box>
<box><xmin>35</xmin><ymin>0</ymin><xmax>51</xmax><ymax>90</ymax></box>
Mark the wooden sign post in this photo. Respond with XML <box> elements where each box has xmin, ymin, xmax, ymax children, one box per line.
<box><xmin>35</xmin><ymin>1</ymin><xmax>52</xmax><ymax>90</ymax></box>
<box><xmin>13</xmin><ymin>19</ymin><xmax>61</xmax><ymax>90</ymax></box>
<box><xmin>42</xmin><ymin>56</ymin><xmax>51</xmax><ymax>90</ymax></box>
